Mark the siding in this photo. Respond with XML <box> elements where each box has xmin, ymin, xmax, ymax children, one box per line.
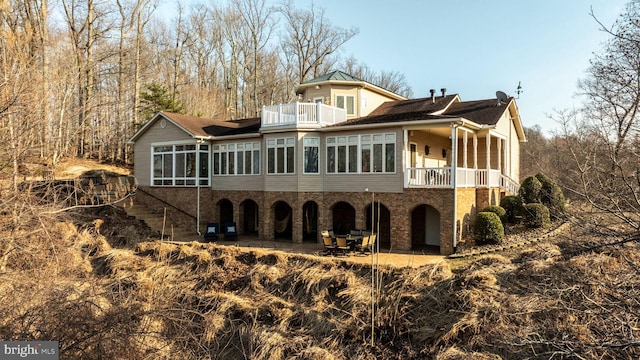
<box><xmin>133</xmin><ymin>118</ymin><xmax>194</xmax><ymax>186</ymax></box>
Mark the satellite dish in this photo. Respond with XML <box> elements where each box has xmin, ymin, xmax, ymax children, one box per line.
<box><xmin>496</xmin><ymin>90</ymin><xmax>508</xmax><ymax>105</ymax></box>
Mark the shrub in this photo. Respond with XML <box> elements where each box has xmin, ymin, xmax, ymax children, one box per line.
<box><xmin>519</xmin><ymin>176</ymin><xmax>542</xmax><ymax>204</ymax></box>
<box><xmin>535</xmin><ymin>173</ymin><xmax>566</xmax><ymax>219</ymax></box>
<box><xmin>500</xmin><ymin>195</ymin><xmax>523</xmax><ymax>223</ymax></box>
<box><xmin>523</xmin><ymin>203</ymin><xmax>550</xmax><ymax>228</ymax></box>
<box><xmin>482</xmin><ymin>205</ymin><xmax>506</xmax><ymax>224</ymax></box>
<box><xmin>473</xmin><ymin>212</ymin><xmax>505</xmax><ymax>245</ymax></box>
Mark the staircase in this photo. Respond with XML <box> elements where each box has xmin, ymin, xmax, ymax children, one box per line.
<box><xmin>123</xmin><ymin>202</ymin><xmax>198</xmax><ymax>241</ymax></box>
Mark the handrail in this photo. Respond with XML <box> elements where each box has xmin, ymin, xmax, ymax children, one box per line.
<box><xmin>135</xmin><ymin>186</ymin><xmax>197</xmax><ymax>221</ymax></box>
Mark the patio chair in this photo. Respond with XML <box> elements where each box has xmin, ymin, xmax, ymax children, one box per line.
<box><xmin>222</xmin><ymin>222</ymin><xmax>238</xmax><ymax>239</ymax></box>
<box><xmin>358</xmin><ymin>234</ymin><xmax>376</xmax><ymax>254</ymax></box>
<box><xmin>203</xmin><ymin>222</ymin><xmax>219</xmax><ymax>242</ymax></box>
<box><xmin>335</xmin><ymin>236</ymin><xmax>350</xmax><ymax>255</ymax></box>
<box><xmin>322</xmin><ymin>236</ymin><xmax>337</xmax><ymax>255</ymax></box>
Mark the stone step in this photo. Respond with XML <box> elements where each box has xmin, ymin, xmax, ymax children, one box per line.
<box><xmin>124</xmin><ymin>202</ymin><xmax>195</xmax><ymax>241</ymax></box>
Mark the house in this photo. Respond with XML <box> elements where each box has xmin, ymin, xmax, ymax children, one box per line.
<box><xmin>127</xmin><ymin>71</ymin><xmax>526</xmax><ymax>255</ymax></box>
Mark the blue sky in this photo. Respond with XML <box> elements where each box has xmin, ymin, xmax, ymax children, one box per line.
<box><xmin>161</xmin><ymin>0</ymin><xmax>628</xmax><ymax>134</ymax></box>
<box><xmin>309</xmin><ymin>0</ymin><xmax>627</xmax><ymax>134</ymax></box>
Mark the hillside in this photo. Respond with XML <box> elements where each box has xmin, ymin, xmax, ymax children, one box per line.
<box><xmin>1</xmin><ymin>161</ymin><xmax>639</xmax><ymax>359</ymax></box>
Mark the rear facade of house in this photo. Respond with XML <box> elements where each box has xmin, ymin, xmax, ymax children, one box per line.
<box><xmin>128</xmin><ymin>71</ymin><xmax>526</xmax><ymax>255</ymax></box>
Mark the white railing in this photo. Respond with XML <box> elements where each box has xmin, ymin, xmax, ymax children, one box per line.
<box><xmin>407</xmin><ymin>167</ymin><xmax>452</xmax><ymax>187</ymax></box>
<box><xmin>406</xmin><ymin>167</ymin><xmax>519</xmax><ymax>194</ymax></box>
<box><xmin>261</xmin><ymin>102</ymin><xmax>347</xmax><ymax>127</ymax></box>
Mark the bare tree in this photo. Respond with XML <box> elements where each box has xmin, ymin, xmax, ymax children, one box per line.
<box><xmin>279</xmin><ymin>0</ymin><xmax>358</xmax><ymax>84</ymax></box>
<box><xmin>560</xmin><ymin>2</ymin><xmax>640</xmax><ymax>233</ymax></box>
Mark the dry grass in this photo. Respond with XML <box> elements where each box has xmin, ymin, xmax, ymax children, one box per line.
<box><xmin>2</xmin><ymin>182</ymin><xmax>640</xmax><ymax>358</ymax></box>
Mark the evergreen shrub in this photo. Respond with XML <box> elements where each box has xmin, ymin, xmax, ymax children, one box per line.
<box><xmin>523</xmin><ymin>203</ymin><xmax>550</xmax><ymax>228</ymax></box>
<box><xmin>474</xmin><ymin>212</ymin><xmax>505</xmax><ymax>245</ymax></box>
<box><xmin>500</xmin><ymin>195</ymin><xmax>523</xmax><ymax>223</ymax></box>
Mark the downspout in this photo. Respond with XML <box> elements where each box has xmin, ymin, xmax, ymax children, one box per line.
<box><xmin>451</xmin><ymin>123</ymin><xmax>460</xmax><ymax>252</ymax></box>
<box><xmin>196</xmin><ymin>139</ymin><xmax>203</xmax><ymax>236</ymax></box>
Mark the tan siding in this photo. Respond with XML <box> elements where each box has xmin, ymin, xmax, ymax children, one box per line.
<box><xmin>212</xmin><ymin>175</ymin><xmax>264</xmax><ymax>191</ymax></box>
<box><xmin>408</xmin><ymin>130</ymin><xmax>451</xmax><ymax>168</ymax></box>
<box><xmin>359</xmin><ymin>88</ymin><xmax>396</xmax><ymax>117</ymax></box>
<box><xmin>133</xmin><ymin>119</ymin><xmax>194</xmax><ymax>186</ymax></box>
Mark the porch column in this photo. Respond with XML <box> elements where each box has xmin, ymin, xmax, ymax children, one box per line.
<box><xmin>473</xmin><ymin>133</ymin><xmax>478</xmax><ymax>169</ymax></box>
<box><xmin>497</xmin><ymin>137</ymin><xmax>502</xmax><ymax>172</ymax></box>
<box><xmin>463</xmin><ymin>130</ymin><xmax>468</xmax><ymax>169</ymax></box>
<box><xmin>486</xmin><ymin>133</ymin><xmax>491</xmax><ymax>172</ymax></box>
<box><xmin>403</xmin><ymin>129</ymin><xmax>409</xmax><ymax>188</ymax></box>
<box><xmin>451</xmin><ymin>126</ymin><xmax>458</xmax><ymax>189</ymax></box>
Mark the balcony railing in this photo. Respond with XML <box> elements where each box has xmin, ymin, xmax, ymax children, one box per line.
<box><xmin>261</xmin><ymin>102</ymin><xmax>347</xmax><ymax>128</ymax></box>
<box><xmin>406</xmin><ymin>167</ymin><xmax>519</xmax><ymax>193</ymax></box>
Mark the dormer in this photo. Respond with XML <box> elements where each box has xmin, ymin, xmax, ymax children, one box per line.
<box><xmin>295</xmin><ymin>71</ymin><xmax>407</xmax><ymax>119</ymax></box>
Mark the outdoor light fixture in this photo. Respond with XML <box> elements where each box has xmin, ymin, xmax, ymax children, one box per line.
<box><xmin>442</xmin><ymin>149</ymin><xmax>447</xmax><ymax>158</ymax></box>
<box><xmin>424</xmin><ymin>145</ymin><xmax>430</xmax><ymax>155</ymax></box>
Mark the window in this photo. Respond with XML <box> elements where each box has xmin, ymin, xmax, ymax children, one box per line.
<box><xmin>336</xmin><ymin>95</ymin><xmax>355</xmax><ymax>115</ymax></box>
<box><xmin>303</xmin><ymin>137</ymin><xmax>319</xmax><ymax>174</ymax></box>
<box><xmin>326</xmin><ymin>133</ymin><xmax>396</xmax><ymax>174</ymax></box>
<box><xmin>152</xmin><ymin>143</ymin><xmax>209</xmax><ymax>186</ymax></box>
<box><xmin>267</xmin><ymin>137</ymin><xmax>295</xmax><ymax>174</ymax></box>
<box><xmin>213</xmin><ymin>142</ymin><xmax>260</xmax><ymax>175</ymax></box>
<box><xmin>326</xmin><ymin>136</ymin><xmax>358</xmax><ymax>173</ymax></box>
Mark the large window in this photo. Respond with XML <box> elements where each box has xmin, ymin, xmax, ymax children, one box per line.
<box><xmin>213</xmin><ymin>142</ymin><xmax>260</xmax><ymax>175</ymax></box>
<box><xmin>267</xmin><ymin>137</ymin><xmax>295</xmax><ymax>174</ymax></box>
<box><xmin>303</xmin><ymin>137</ymin><xmax>319</xmax><ymax>174</ymax></box>
<box><xmin>153</xmin><ymin>143</ymin><xmax>209</xmax><ymax>186</ymax></box>
<box><xmin>336</xmin><ymin>95</ymin><xmax>355</xmax><ymax>115</ymax></box>
<box><xmin>326</xmin><ymin>135</ymin><xmax>358</xmax><ymax>173</ymax></box>
<box><xmin>326</xmin><ymin>133</ymin><xmax>396</xmax><ymax>174</ymax></box>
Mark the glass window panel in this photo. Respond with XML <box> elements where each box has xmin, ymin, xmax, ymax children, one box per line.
<box><xmin>186</xmin><ymin>153</ymin><xmax>196</xmax><ymax>177</ymax></box>
<box><xmin>153</xmin><ymin>155</ymin><xmax>162</xmax><ymax>177</ymax></box>
<box><xmin>175</xmin><ymin>145</ymin><xmax>184</xmax><ymax>151</ymax></box>
<box><xmin>221</xmin><ymin>152</ymin><xmax>227</xmax><ymax>175</ymax></box>
<box><xmin>373</xmin><ymin>144</ymin><xmax>383</xmax><ymax>172</ymax></box>
<box><xmin>186</xmin><ymin>144</ymin><xmax>196</xmax><ymax>150</ymax></box>
<box><xmin>362</xmin><ymin>135</ymin><xmax>371</xmax><ymax>142</ymax></box>
<box><xmin>237</xmin><ymin>151</ymin><xmax>244</xmax><ymax>175</ymax></box>
<box><xmin>154</xmin><ymin>179</ymin><xmax>162</xmax><ymax>185</ymax></box>
<box><xmin>163</xmin><ymin>154</ymin><xmax>173</xmax><ymax>178</ymax></box>
<box><xmin>253</xmin><ymin>150</ymin><xmax>260</xmax><ymax>174</ymax></box>
<box><xmin>267</xmin><ymin>139</ymin><xmax>275</xmax><ymax>146</ymax></box>
<box><xmin>304</xmin><ymin>146</ymin><xmax>318</xmax><ymax>173</ymax></box>
<box><xmin>213</xmin><ymin>145</ymin><xmax>219</xmax><ymax>150</ymax></box>
<box><xmin>385</xmin><ymin>143</ymin><xmax>395</xmax><ymax>172</ymax></box>
<box><xmin>228</xmin><ymin>151</ymin><xmax>235</xmax><ymax>174</ymax></box>
<box><xmin>277</xmin><ymin>147</ymin><xmax>285</xmax><ymax>173</ymax></box>
<box><xmin>346</xmin><ymin>96</ymin><xmax>354</xmax><ymax>115</ymax></box>
<box><xmin>268</xmin><ymin>148</ymin><xmax>275</xmax><ymax>174</ymax></box>
<box><xmin>327</xmin><ymin>137</ymin><xmax>335</xmax><ymax>144</ymax></box>
<box><xmin>337</xmin><ymin>136</ymin><xmax>346</xmax><ymax>144</ymax></box>
<box><xmin>221</xmin><ymin>145</ymin><xmax>227</xmax><ymax>150</ymax></box>
<box><xmin>175</xmin><ymin>179</ymin><xmax>185</xmax><ymax>185</ymax></box>
<box><xmin>348</xmin><ymin>136</ymin><xmax>358</xmax><ymax>143</ymax></box>
<box><xmin>199</xmin><ymin>152</ymin><xmax>208</xmax><ymax>178</ymax></box>
<box><xmin>385</xmin><ymin>134</ymin><xmax>396</xmax><ymax>141</ymax></box>
<box><xmin>277</xmin><ymin>138</ymin><xmax>284</xmax><ymax>145</ymax></box>
<box><xmin>213</xmin><ymin>153</ymin><xmax>220</xmax><ymax>175</ymax></box>
<box><xmin>244</xmin><ymin>152</ymin><xmax>251</xmax><ymax>174</ymax></box>
<box><xmin>287</xmin><ymin>147</ymin><xmax>295</xmax><ymax>173</ymax></box>
<box><xmin>237</xmin><ymin>144</ymin><xmax>244</xmax><ymax>150</ymax></box>
<box><xmin>349</xmin><ymin>145</ymin><xmax>358</xmax><ymax>173</ymax></box>
<box><xmin>175</xmin><ymin>153</ymin><xmax>185</xmax><ymax>177</ymax></box>
<box><xmin>373</xmin><ymin>134</ymin><xmax>383</xmax><ymax>142</ymax></box>
<box><xmin>361</xmin><ymin>145</ymin><xmax>371</xmax><ymax>173</ymax></box>
<box><xmin>327</xmin><ymin>146</ymin><xmax>336</xmax><ymax>173</ymax></box>
<box><xmin>337</xmin><ymin>145</ymin><xmax>346</xmax><ymax>173</ymax></box>
<box><xmin>286</xmin><ymin>138</ymin><xmax>294</xmax><ymax>145</ymax></box>
<box><xmin>336</xmin><ymin>95</ymin><xmax>345</xmax><ymax>109</ymax></box>
<box><xmin>186</xmin><ymin>179</ymin><xmax>196</xmax><ymax>185</ymax></box>
<box><xmin>228</xmin><ymin>144</ymin><xmax>235</xmax><ymax>150</ymax></box>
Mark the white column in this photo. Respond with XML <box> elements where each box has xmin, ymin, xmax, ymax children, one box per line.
<box><xmin>497</xmin><ymin>138</ymin><xmax>502</xmax><ymax>172</ymax></box>
<box><xmin>473</xmin><ymin>133</ymin><xmax>478</xmax><ymax>169</ymax></box>
<box><xmin>486</xmin><ymin>133</ymin><xmax>491</xmax><ymax>171</ymax></box>
<box><xmin>451</xmin><ymin>126</ymin><xmax>458</xmax><ymax>188</ymax></box>
<box><xmin>463</xmin><ymin>130</ymin><xmax>468</xmax><ymax>169</ymax></box>
<box><xmin>403</xmin><ymin>129</ymin><xmax>409</xmax><ymax>188</ymax></box>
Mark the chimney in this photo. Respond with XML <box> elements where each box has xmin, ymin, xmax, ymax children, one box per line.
<box><xmin>430</xmin><ymin>89</ymin><xmax>436</xmax><ymax>103</ymax></box>
<box><xmin>441</xmin><ymin>88</ymin><xmax>447</xmax><ymax>97</ymax></box>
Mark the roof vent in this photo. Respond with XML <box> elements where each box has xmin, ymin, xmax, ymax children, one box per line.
<box><xmin>441</xmin><ymin>88</ymin><xmax>447</xmax><ymax>97</ymax></box>
<box><xmin>430</xmin><ymin>89</ymin><xmax>436</xmax><ymax>103</ymax></box>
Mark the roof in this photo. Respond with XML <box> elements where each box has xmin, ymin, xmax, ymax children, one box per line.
<box><xmin>330</xmin><ymin>95</ymin><xmax>525</xmax><ymax>142</ymax></box>
<box><xmin>127</xmin><ymin>112</ymin><xmax>260</xmax><ymax>143</ymax></box>
<box><xmin>333</xmin><ymin>95</ymin><xmax>459</xmax><ymax>126</ymax></box>
<box><xmin>303</xmin><ymin>70</ymin><xmax>364</xmax><ymax>84</ymax></box>
<box><xmin>295</xmin><ymin>70</ymin><xmax>407</xmax><ymax>101</ymax></box>
<box><xmin>442</xmin><ymin>98</ymin><xmax>510</xmax><ymax>125</ymax></box>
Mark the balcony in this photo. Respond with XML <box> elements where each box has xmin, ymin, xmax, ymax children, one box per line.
<box><xmin>406</xmin><ymin>167</ymin><xmax>519</xmax><ymax>193</ymax></box>
<box><xmin>261</xmin><ymin>102</ymin><xmax>347</xmax><ymax>128</ymax></box>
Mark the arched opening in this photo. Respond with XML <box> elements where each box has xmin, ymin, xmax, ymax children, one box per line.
<box><xmin>273</xmin><ymin>201</ymin><xmax>292</xmax><ymax>241</ymax></box>
<box><xmin>331</xmin><ymin>201</ymin><xmax>355</xmax><ymax>235</ymax></box>
<box><xmin>217</xmin><ymin>198</ymin><xmax>234</xmax><ymax>224</ymax></box>
<box><xmin>241</xmin><ymin>199</ymin><xmax>259</xmax><ymax>236</ymax></box>
<box><xmin>366</xmin><ymin>202</ymin><xmax>391</xmax><ymax>249</ymax></box>
<box><xmin>302</xmin><ymin>201</ymin><xmax>318</xmax><ymax>242</ymax></box>
<box><xmin>411</xmin><ymin>204</ymin><xmax>440</xmax><ymax>252</ymax></box>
